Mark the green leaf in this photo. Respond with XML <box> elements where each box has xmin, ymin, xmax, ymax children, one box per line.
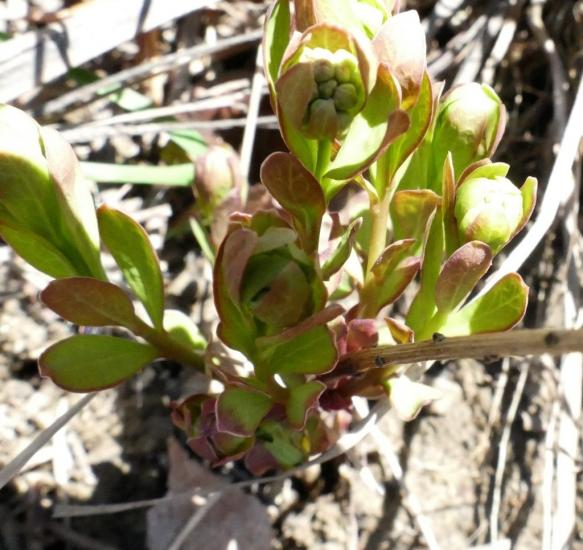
<box><xmin>0</xmin><ymin>221</ymin><xmax>78</xmax><ymax>279</ymax></box>
<box><xmin>406</xmin><ymin>209</ymin><xmax>444</xmax><ymax>333</ymax></box>
<box><xmin>39</xmin><ymin>335</ymin><xmax>158</xmax><ymax>392</ymax></box>
<box><xmin>390</xmin><ymin>189</ymin><xmax>440</xmax><ymax>249</ymax></box>
<box><xmin>214</xmin><ymin>229</ymin><xmax>259</xmax><ymax>356</ymax></box>
<box><xmin>41</xmin><ymin>278</ymin><xmax>138</xmax><ymax>329</ymax></box>
<box><xmin>458</xmin><ymin>161</ymin><xmax>510</xmax><ymax>187</ymax></box>
<box><xmin>287</xmin><ymin>381</ymin><xmax>326</xmax><ymax>429</ymax></box>
<box><xmin>439</xmin><ymin>273</ymin><xmax>529</xmax><ymax>336</ymax></box>
<box><xmin>163</xmin><ymin>309</ymin><xmax>207</xmax><ymax>351</ymax></box>
<box><xmin>260</xmin><ymin>152</ymin><xmax>325</xmax><ymax>253</ymax></box>
<box><xmin>98</xmin><ymin>206</ymin><xmax>165</xmax><ymax>329</ymax></box>
<box><xmin>189</xmin><ymin>216</ymin><xmax>216</xmax><ymax>264</ymax></box>
<box><xmin>321</xmin><ymin>217</ymin><xmax>362</xmax><ymax>279</ymax></box>
<box><xmin>263</xmin><ymin>0</ymin><xmax>291</xmax><ymax>97</ymax></box>
<box><xmin>382</xmin><ymin>72</ymin><xmax>434</xmax><ymax>182</ymax></box>
<box><xmin>435</xmin><ymin>241</ymin><xmax>492</xmax><ymax>314</ymax></box>
<box><xmin>216</xmin><ymin>388</ymin><xmax>273</xmax><ymax>438</ymax></box>
<box><xmin>269</xmin><ymin>325</ymin><xmax>338</xmax><ymax>376</ymax></box>
<box><xmin>324</xmin><ymin>65</ymin><xmax>407</xmax><ymax>182</ymax></box>
<box><xmin>258</xmin><ymin>419</ymin><xmax>304</xmax><ymax>468</ymax></box>
<box><xmin>512</xmin><ymin>176</ymin><xmax>538</xmax><ymax>238</ymax></box>
<box><xmin>41</xmin><ymin>128</ymin><xmax>106</xmax><ymax>280</ymax></box>
<box><xmin>81</xmin><ymin>162</ymin><xmax>194</xmax><ymax>186</ymax></box>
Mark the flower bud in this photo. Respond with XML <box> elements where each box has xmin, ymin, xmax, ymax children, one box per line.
<box><xmin>433</xmin><ymin>83</ymin><xmax>505</xmax><ymax>178</ymax></box>
<box><xmin>193</xmin><ymin>144</ymin><xmax>241</xmax><ymax>222</ymax></box>
<box><xmin>277</xmin><ymin>30</ymin><xmax>367</xmax><ymax>142</ymax></box>
<box><xmin>455</xmin><ymin>176</ymin><xmax>523</xmax><ymax>253</ymax></box>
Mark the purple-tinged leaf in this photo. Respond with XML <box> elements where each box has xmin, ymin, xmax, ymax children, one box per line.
<box><xmin>256</xmin><ymin>304</ymin><xmax>344</xmax><ymax>348</ymax></box>
<box><xmin>41</xmin><ymin>277</ymin><xmax>138</xmax><ymax>329</ymax></box>
<box><xmin>435</xmin><ymin>241</ymin><xmax>492</xmax><ymax>314</ymax></box>
<box><xmin>39</xmin><ymin>335</ymin><xmax>158</xmax><ymax>392</ymax></box>
<box><xmin>260</xmin><ymin>152</ymin><xmax>325</xmax><ymax>253</ymax></box>
<box><xmin>380</xmin><ymin>72</ymin><xmax>434</xmax><ymax>185</ymax></box>
<box><xmin>276</xmin><ymin>62</ymin><xmax>316</xmax><ymax>132</ymax></box>
<box><xmin>390</xmin><ymin>189</ymin><xmax>440</xmax><ymax>245</ymax></box>
<box><xmin>216</xmin><ymin>388</ymin><xmax>273</xmax><ymax>438</ymax></box>
<box><xmin>439</xmin><ymin>273</ymin><xmax>529</xmax><ymax>336</ymax></box>
<box><xmin>346</xmin><ymin>319</ymin><xmax>378</xmax><ymax>352</ymax></box>
<box><xmin>375</xmin><ymin>256</ymin><xmax>421</xmax><ymax>310</ymax></box>
<box><xmin>251</xmin><ymin>261</ymin><xmax>311</xmax><ymax>329</ymax></box>
<box><xmin>373</xmin><ymin>11</ymin><xmax>426</xmax><ymax>109</ymax></box>
<box><xmin>286</xmin><ymin>381</ymin><xmax>326</xmax><ymax>429</ymax></box>
<box><xmin>213</xmin><ymin>230</ymin><xmax>258</xmax><ymax>356</ymax></box>
<box><xmin>371</xmin><ymin>238</ymin><xmax>416</xmax><ymax>279</ymax></box>
<box><xmin>442</xmin><ymin>153</ymin><xmax>461</xmax><ymax>255</ymax></box>
<box><xmin>269</xmin><ymin>325</ymin><xmax>338</xmax><ymax>376</ymax></box>
<box><xmin>98</xmin><ymin>205</ymin><xmax>165</xmax><ymax>329</ymax></box>
<box><xmin>244</xmin><ymin>444</ymin><xmax>280</xmax><ymax>476</ymax></box>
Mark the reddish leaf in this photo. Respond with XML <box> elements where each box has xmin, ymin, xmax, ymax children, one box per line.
<box><xmin>41</xmin><ymin>277</ymin><xmax>138</xmax><ymax>329</ymax></box>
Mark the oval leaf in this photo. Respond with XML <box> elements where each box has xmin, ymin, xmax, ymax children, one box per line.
<box><xmin>39</xmin><ymin>335</ymin><xmax>158</xmax><ymax>392</ymax></box>
<box><xmin>435</xmin><ymin>241</ymin><xmax>492</xmax><ymax>314</ymax></box>
<box><xmin>260</xmin><ymin>152</ymin><xmax>325</xmax><ymax>253</ymax></box>
<box><xmin>287</xmin><ymin>381</ymin><xmax>326</xmax><ymax>430</ymax></box>
<box><xmin>41</xmin><ymin>277</ymin><xmax>138</xmax><ymax>328</ymax></box>
<box><xmin>270</xmin><ymin>325</ymin><xmax>338</xmax><ymax>376</ymax></box>
<box><xmin>216</xmin><ymin>388</ymin><xmax>273</xmax><ymax>438</ymax></box>
<box><xmin>98</xmin><ymin>205</ymin><xmax>165</xmax><ymax>329</ymax></box>
<box><xmin>440</xmin><ymin>273</ymin><xmax>529</xmax><ymax>336</ymax></box>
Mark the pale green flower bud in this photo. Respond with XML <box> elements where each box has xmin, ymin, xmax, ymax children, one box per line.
<box><xmin>433</xmin><ymin>83</ymin><xmax>505</xmax><ymax>179</ymax></box>
<box><xmin>455</xmin><ymin>176</ymin><xmax>523</xmax><ymax>253</ymax></box>
<box><xmin>318</xmin><ymin>79</ymin><xmax>338</xmax><ymax>99</ymax></box>
<box><xmin>333</xmin><ymin>83</ymin><xmax>358</xmax><ymax>111</ymax></box>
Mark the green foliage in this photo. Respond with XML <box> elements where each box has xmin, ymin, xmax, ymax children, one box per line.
<box><xmin>0</xmin><ymin>0</ymin><xmax>539</xmax><ymax>475</ymax></box>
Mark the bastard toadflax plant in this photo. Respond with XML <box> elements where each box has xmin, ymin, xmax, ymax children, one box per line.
<box><xmin>0</xmin><ymin>0</ymin><xmax>544</xmax><ymax>475</ymax></box>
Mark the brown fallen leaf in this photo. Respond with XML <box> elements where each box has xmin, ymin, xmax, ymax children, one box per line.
<box><xmin>146</xmin><ymin>438</ymin><xmax>272</xmax><ymax>550</ymax></box>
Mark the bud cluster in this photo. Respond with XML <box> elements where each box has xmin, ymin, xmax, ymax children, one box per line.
<box><xmin>300</xmin><ymin>47</ymin><xmax>364</xmax><ymax>139</ymax></box>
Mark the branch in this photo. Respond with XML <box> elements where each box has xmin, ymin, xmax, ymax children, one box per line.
<box><xmin>342</xmin><ymin>328</ymin><xmax>583</xmax><ymax>373</ymax></box>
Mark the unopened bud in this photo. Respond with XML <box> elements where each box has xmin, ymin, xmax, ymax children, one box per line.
<box><xmin>307</xmin><ymin>98</ymin><xmax>338</xmax><ymax>140</ymax></box>
<box><xmin>434</xmin><ymin>83</ymin><xmax>505</xmax><ymax>178</ymax></box>
<box><xmin>318</xmin><ymin>79</ymin><xmax>338</xmax><ymax>99</ymax></box>
<box><xmin>314</xmin><ymin>58</ymin><xmax>336</xmax><ymax>82</ymax></box>
<box><xmin>333</xmin><ymin>83</ymin><xmax>358</xmax><ymax>111</ymax></box>
<box><xmin>194</xmin><ymin>145</ymin><xmax>240</xmax><ymax>220</ymax></box>
<box><xmin>455</xmin><ymin>176</ymin><xmax>523</xmax><ymax>253</ymax></box>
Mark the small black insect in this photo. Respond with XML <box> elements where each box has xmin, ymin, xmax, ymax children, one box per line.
<box><xmin>374</xmin><ymin>355</ymin><xmax>385</xmax><ymax>367</ymax></box>
<box><xmin>432</xmin><ymin>332</ymin><xmax>446</xmax><ymax>343</ymax></box>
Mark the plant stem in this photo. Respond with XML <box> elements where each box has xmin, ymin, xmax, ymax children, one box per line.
<box><xmin>131</xmin><ymin>318</ymin><xmax>205</xmax><ymax>370</ymax></box>
<box><xmin>338</xmin><ymin>327</ymin><xmax>583</xmax><ymax>374</ymax></box>
<box><xmin>358</xmin><ymin>187</ymin><xmax>392</xmax><ymax>318</ymax></box>
<box><xmin>315</xmin><ymin>139</ymin><xmax>331</xmax><ymax>182</ymax></box>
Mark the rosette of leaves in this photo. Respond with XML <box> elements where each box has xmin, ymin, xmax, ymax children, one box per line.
<box><xmin>264</xmin><ymin>0</ymin><xmax>410</xmax><ymax>198</ymax></box>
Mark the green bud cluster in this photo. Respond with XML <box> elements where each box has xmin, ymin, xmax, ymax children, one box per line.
<box><xmin>299</xmin><ymin>47</ymin><xmax>364</xmax><ymax>139</ymax></box>
<box><xmin>455</xmin><ymin>176</ymin><xmax>523</xmax><ymax>253</ymax></box>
